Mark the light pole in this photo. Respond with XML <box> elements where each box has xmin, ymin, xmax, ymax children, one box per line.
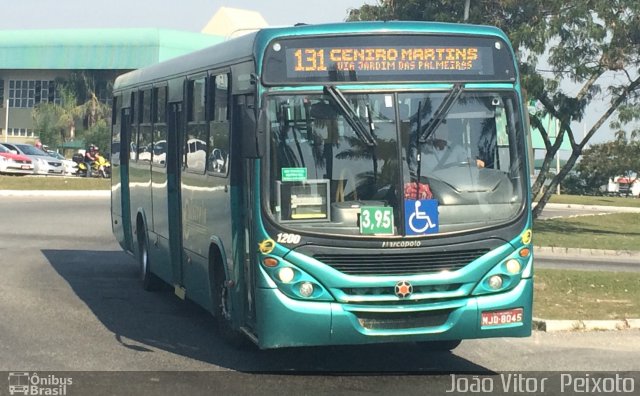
<box><xmin>464</xmin><ymin>0</ymin><xmax>470</xmax><ymax>21</ymax></box>
<box><xmin>4</xmin><ymin>99</ymin><xmax>8</xmax><ymax>143</ymax></box>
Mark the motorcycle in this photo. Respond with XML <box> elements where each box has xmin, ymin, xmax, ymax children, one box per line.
<box><xmin>73</xmin><ymin>153</ymin><xmax>111</xmax><ymax>178</ymax></box>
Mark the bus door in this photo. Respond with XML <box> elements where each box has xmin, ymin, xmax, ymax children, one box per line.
<box><xmin>119</xmin><ymin>106</ymin><xmax>134</xmax><ymax>252</ymax></box>
<box><xmin>234</xmin><ymin>93</ymin><xmax>257</xmax><ymax>323</ymax></box>
<box><xmin>167</xmin><ymin>101</ymin><xmax>185</xmax><ymax>291</ymax></box>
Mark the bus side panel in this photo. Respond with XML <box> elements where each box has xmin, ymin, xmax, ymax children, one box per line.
<box><xmin>181</xmin><ymin>170</ymin><xmax>232</xmax><ymax>311</ymax></box>
<box><xmin>150</xmin><ymin>138</ymin><xmax>174</xmax><ymax>284</ymax></box>
<box><xmin>129</xmin><ymin>150</ymin><xmax>153</xmax><ymax>253</ymax></box>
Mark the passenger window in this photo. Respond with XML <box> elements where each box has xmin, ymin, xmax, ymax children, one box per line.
<box><xmin>138</xmin><ymin>89</ymin><xmax>153</xmax><ymax>163</ymax></box>
<box><xmin>152</xmin><ymin>86</ymin><xmax>167</xmax><ymax>167</ymax></box>
<box><xmin>186</xmin><ymin>77</ymin><xmax>208</xmax><ymax>173</ymax></box>
<box><xmin>208</xmin><ymin>74</ymin><xmax>230</xmax><ymax>176</ymax></box>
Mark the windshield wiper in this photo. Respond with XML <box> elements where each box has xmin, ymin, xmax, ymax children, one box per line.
<box><xmin>418</xmin><ymin>84</ymin><xmax>463</xmax><ymax>143</ymax></box>
<box><xmin>323</xmin><ymin>85</ymin><xmax>377</xmax><ymax>146</ymax></box>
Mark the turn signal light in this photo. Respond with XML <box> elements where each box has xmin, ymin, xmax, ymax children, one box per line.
<box><xmin>263</xmin><ymin>257</ymin><xmax>279</xmax><ymax>267</ymax></box>
<box><xmin>519</xmin><ymin>248</ymin><xmax>530</xmax><ymax>258</ymax></box>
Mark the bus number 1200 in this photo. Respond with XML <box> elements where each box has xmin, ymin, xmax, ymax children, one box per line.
<box><xmin>277</xmin><ymin>233</ymin><xmax>302</xmax><ymax>244</ymax></box>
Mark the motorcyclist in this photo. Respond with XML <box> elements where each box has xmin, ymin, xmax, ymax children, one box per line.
<box><xmin>84</xmin><ymin>145</ymin><xmax>97</xmax><ymax>177</ymax></box>
<box><xmin>93</xmin><ymin>147</ymin><xmax>110</xmax><ymax>178</ymax></box>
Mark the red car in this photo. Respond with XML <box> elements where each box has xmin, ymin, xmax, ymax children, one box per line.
<box><xmin>0</xmin><ymin>143</ymin><xmax>34</xmax><ymax>175</ymax></box>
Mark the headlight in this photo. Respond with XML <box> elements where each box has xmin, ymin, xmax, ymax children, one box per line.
<box><xmin>505</xmin><ymin>259</ymin><xmax>522</xmax><ymax>274</ymax></box>
<box><xmin>488</xmin><ymin>275</ymin><xmax>504</xmax><ymax>290</ymax></box>
<box><xmin>298</xmin><ymin>282</ymin><xmax>314</xmax><ymax>297</ymax></box>
<box><xmin>277</xmin><ymin>267</ymin><xmax>295</xmax><ymax>283</ymax></box>
<box><xmin>37</xmin><ymin>158</ymin><xmax>47</xmax><ymax>165</ymax></box>
<box><xmin>473</xmin><ymin>255</ymin><xmax>527</xmax><ymax>296</ymax></box>
<box><xmin>260</xmin><ymin>255</ymin><xmax>333</xmax><ymax>301</ymax></box>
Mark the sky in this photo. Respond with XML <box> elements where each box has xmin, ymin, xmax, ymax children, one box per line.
<box><xmin>1</xmin><ymin>0</ymin><xmax>371</xmax><ymax>30</ymax></box>
<box><xmin>2</xmin><ymin>0</ymin><xmax>623</xmax><ymax>147</ymax></box>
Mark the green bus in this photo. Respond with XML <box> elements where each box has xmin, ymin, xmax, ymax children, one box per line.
<box><xmin>111</xmin><ymin>21</ymin><xmax>533</xmax><ymax>350</ymax></box>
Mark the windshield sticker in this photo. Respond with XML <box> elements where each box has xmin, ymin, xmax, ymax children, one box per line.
<box><xmin>281</xmin><ymin>167</ymin><xmax>308</xmax><ymax>182</ymax></box>
<box><xmin>360</xmin><ymin>206</ymin><xmax>394</xmax><ymax>235</ymax></box>
<box><xmin>404</xmin><ymin>199</ymin><xmax>439</xmax><ymax>235</ymax></box>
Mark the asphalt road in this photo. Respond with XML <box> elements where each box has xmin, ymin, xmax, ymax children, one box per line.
<box><xmin>1</xmin><ymin>196</ymin><xmax>639</xmax><ymax>395</ymax></box>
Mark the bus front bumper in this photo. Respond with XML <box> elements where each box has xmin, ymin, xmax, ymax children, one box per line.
<box><xmin>255</xmin><ymin>278</ymin><xmax>532</xmax><ymax>349</ymax></box>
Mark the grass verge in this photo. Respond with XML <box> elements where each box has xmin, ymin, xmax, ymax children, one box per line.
<box><xmin>534</xmin><ymin>269</ymin><xmax>640</xmax><ymax>320</ymax></box>
<box><xmin>0</xmin><ymin>175</ymin><xmax>109</xmax><ymax>190</ymax></box>
<box><xmin>533</xmin><ymin>213</ymin><xmax>640</xmax><ymax>251</ymax></box>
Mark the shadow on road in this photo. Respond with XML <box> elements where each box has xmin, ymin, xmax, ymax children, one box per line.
<box><xmin>43</xmin><ymin>249</ymin><xmax>492</xmax><ymax>374</ymax></box>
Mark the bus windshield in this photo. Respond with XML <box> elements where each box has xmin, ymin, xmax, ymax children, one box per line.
<box><xmin>266</xmin><ymin>89</ymin><xmax>526</xmax><ymax>236</ymax></box>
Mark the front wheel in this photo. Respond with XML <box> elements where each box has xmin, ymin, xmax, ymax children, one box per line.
<box><xmin>212</xmin><ymin>264</ymin><xmax>250</xmax><ymax>348</ymax></box>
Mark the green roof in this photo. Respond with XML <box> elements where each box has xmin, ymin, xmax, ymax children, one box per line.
<box><xmin>0</xmin><ymin>29</ymin><xmax>224</xmax><ymax>69</ymax></box>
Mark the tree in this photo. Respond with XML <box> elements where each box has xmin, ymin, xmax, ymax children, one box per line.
<box><xmin>32</xmin><ymin>72</ymin><xmax>112</xmax><ymax>151</ymax></box>
<box><xmin>347</xmin><ymin>0</ymin><xmax>640</xmax><ymax>218</ymax></box>
<box><xmin>576</xmin><ymin>131</ymin><xmax>640</xmax><ymax>196</ymax></box>
<box><xmin>574</xmin><ymin>141</ymin><xmax>617</xmax><ymax>195</ymax></box>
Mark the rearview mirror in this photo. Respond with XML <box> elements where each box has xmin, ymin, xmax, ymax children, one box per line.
<box><xmin>240</xmin><ymin>97</ymin><xmax>265</xmax><ymax>158</ymax></box>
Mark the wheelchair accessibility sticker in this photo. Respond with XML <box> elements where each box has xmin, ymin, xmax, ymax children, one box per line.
<box><xmin>404</xmin><ymin>199</ymin><xmax>439</xmax><ymax>235</ymax></box>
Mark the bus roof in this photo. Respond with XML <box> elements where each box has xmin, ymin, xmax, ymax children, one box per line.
<box><xmin>113</xmin><ymin>21</ymin><xmax>513</xmax><ymax>91</ymax></box>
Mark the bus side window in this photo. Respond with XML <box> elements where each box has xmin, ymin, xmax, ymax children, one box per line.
<box><xmin>185</xmin><ymin>77</ymin><xmax>208</xmax><ymax>173</ymax></box>
<box><xmin>208</xmin><ymin>74</ymin><xmax>230</xmax><ymax>176</ymax></box>
<box><xmin>138</xmin><ymin>89</ymin><xmax>153</xmax><ymax>163</ymax></box>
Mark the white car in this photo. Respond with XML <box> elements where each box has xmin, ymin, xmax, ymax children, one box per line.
<box><xmin>47</xmin><ymin>151</ymin><xmax>78</xmax><ymax>176</ymax></box>
<box><xmin>0</xmin><ymin>143</ymin><xmax>64</xmax><ymax>175</ymax></box>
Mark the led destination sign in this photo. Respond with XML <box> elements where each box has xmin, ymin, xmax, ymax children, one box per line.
<box><xmin>263</xmin><ymin>34</ymin><xmax>516</xmax><ymax>84</ymax></box>
<box><xmin>291</xmin><ymin>46</ymin><xmax>483</xmax><ymax>74</ymax></box>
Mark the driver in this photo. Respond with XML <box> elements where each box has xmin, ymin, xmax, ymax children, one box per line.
<box><xmin>409</xmin><ymin>121</ymin><xmax>482</xmax><ymax>177</ymax></box>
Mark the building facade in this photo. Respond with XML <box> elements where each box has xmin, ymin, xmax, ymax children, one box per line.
<box><xmin>0</xmin><ymin>28</ymin><xmax>224</xmax><ymax>145</ymax></box>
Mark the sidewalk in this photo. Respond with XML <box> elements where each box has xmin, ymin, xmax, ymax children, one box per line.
<box><xmin>0</xmin><ymin>189</ymin><xmax>109</xmax><ymax>197</ymax></box>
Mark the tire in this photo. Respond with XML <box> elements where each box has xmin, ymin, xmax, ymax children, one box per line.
<box><xmin>212</xmin><ymin>262</ymin><xmax>250</xmax><ymax>348</ymax></box>
<box><xmin>138</xmin><ymin>231</ymin><xmax>163</xmax><ymax>291</ymax></box>
<box><xmin>419</xmin><ymin>339</ymin><xmax>462</xmax><ymax>351</ymax></box>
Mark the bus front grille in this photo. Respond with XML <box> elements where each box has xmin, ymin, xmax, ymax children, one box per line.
<box><xmin>314</xmin><ymin>249</ymin><xmax>489</xmax><ymax>276</ymax></box>
<box><xmin>355</xmin><ymin>309</ymin><xmax>453</xmax><ymax>330</ymax></box>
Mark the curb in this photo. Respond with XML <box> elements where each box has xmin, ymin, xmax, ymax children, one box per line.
<box><xmin>542</xmin><ymin>202</ymin><xmax>640</xmax><ymax>213</ymax></box>
<box><xmin>0</xmin><ymin>190</ymin><xmax>110</xmax><ymax>197</ymax></box>
<box><xmin>534</xmin><ymin>245</ymin><xmax>640</xmax><ymax>259</ymax></box>
<box><xmin>533</xmin><ymin>317</ymin><xmax>640</xmax><ymax>332</ymax></box>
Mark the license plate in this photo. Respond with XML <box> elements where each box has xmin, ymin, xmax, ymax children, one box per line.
<box><xmin>481</xmin><ymin>308</ymin><xmax>523</xmax><ymax>326</ymax></box>
<box><xmin>21</xmin><ymin>165</ymin><xmax>31</xmax><ymax>170</ymax></box>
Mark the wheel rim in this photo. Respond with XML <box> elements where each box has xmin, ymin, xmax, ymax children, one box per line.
<box><xmin>140</xmin><ymin>240</ymin><xmax>148</xmax><ymax>281</ymax></box>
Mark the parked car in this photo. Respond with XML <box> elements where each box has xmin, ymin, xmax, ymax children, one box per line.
<box><xmin>47</xmin><ymin>151</ymin><xmax>78</xmax><ymax>176</ymax></box>
<box><xmin>0</xmin><ymin>144</ymin><xmax>34</xmax><ymax>175</ymax></box>
<box><xmin>0</xmin><ymin>143</ymin><xmax>64</xmax><ymax>175</ymax></box>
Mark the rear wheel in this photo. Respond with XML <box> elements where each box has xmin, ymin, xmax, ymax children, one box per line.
<box><xmin>138</xmin><ymin>231</ymin><xmax>163</xmax><ymax>291</ymax></box>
